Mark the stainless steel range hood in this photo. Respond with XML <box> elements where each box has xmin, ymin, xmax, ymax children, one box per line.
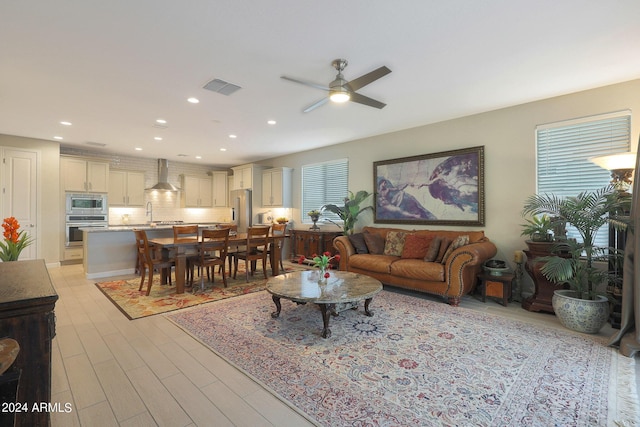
<box><xmin>146</xmin><ymin>159</ymin><xmax>180</xmax><ymax>191</ymax></box>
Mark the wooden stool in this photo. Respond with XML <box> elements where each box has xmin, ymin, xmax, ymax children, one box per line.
<box><xmin>477</xmin><ymin>272</ymin><xmax>514</xmax><ymax>307</ymax></box>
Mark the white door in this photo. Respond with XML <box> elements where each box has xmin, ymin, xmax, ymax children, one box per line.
<box><xmin>1</xmin><ymin>149</ymin><xmax>37</xmax><ymax>260</ymax></box>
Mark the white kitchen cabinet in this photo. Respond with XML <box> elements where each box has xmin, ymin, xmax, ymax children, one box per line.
<box><xmin>108</xmin><ymin>170</ymin><xmax>145</xmax><ymax>206</ymax></box>
<box><xmin>262</xmin><ymin>167</ymin><xmax>292</xmax><ymax>207</ymax></box>
<box><xmin>61</xmin><ymin>156</ymin><xmax>109</xmax><ymax>193</ymax></box>
<box><xmin>211</xmin><ymin>171</ymin><xmax>228</xmax><ymax>207</ymax></box>
<box><xmin>231</xmin><ymin>163</ymin><xmax>267</xmax><ymax>191</ymax></box>
<box><xmin>231</xmin><ymin>165</ymin><xmax>252</xmax><ymax>190</ymax></box>
<box><xmin>181</xmin><ymin>175</ymin><xmax>213</xmax><ymax>207</ymax></box>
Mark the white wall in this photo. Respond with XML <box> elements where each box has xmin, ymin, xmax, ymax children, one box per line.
<box><xmin>259</xmin><ymin>78</ymin><xmax>640</xmax><ymax>282</ymax></box>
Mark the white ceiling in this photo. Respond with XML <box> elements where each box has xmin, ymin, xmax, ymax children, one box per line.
<box><xmin>2</xmin><ymin>1</ymin><xmax>640</xmax><ymax>168</ymax></box>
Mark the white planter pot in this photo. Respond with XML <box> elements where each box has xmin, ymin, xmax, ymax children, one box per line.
<box><xmin>551</xmin><ymin>289</ymin><xmax>609</xmax><ymax>334</ymax></box>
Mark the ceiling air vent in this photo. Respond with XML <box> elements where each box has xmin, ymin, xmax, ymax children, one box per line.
<box><xmin>203</xmin><ymin>78</ymin><xmax>242</xmax><ymax>96</ymax></box>
<box><xmin>85</xmin><ymin>141</ymin><xmax>106</xmax><ymax>147</ymax></box>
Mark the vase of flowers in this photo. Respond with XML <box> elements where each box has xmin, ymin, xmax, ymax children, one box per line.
<box><xmin>298</xmin><ymin>251</ymin><xmax>340</xmax><ymax>282</ymax></box>
<box><xmin>307</xmin><ymin>210</ymin><xmax>321</xmax><ymax>230</ymax></box>
<box><xmin>0</xmin><ymin>217</ymin><xmax>33</xmax><ymax>261</ymax></box>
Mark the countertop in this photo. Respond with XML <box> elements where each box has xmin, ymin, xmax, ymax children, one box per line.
<box><xmin>84</xmin><ymin>223</ymin><xmax>222</xmax><ymax>232</ymax></box>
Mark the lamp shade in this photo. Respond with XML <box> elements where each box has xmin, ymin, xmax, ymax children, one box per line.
<box><xmin>589</xmin><ymin>152</ymin><xmax>637</xmax><ymax>170</ymax></box>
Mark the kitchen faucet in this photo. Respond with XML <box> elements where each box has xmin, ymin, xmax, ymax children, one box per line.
<box><xmin>145</xmin><ymin>202</ymin><xmax>153</xmax><ymax>223</ymax></box>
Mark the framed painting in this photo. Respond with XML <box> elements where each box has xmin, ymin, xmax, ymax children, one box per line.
<box><xmin>373</xmin><ymin>146</ymin><xmax>485</xmax><ymax>226</ymax></box>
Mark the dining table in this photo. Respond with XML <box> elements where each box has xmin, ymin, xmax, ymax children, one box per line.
<box><xmin>149</xmin><ymin>233</ymin><xmax>289</xmax><ymax>294</ymax></box>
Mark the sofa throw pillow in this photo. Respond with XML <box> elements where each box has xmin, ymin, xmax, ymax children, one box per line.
<box><xmin>363</xmin><ymin>232</ymin><xmax>386</xmax><ymax>255</ymax></box>
<box><xmin>441</xmin><ymin>235</ymin><xmax>470</xmax><ymax>264</ymax></box>
<box><xmin>383</xmin><ymin>231</ymin><xmax>407</xmax><ymax>256</ymax></box>
<box><xmin>435</xmin><ymin>237</ymin><xmax>453</xmax><ymax>263</ymax></box>
<box><xmin>401</xmin><ymin>234</ymin><xmax>433</xmax><ymax>259</ymax></box>
<box><xmin>348</xmin><ymin>233</ymin><xmax>369</xmax><ymax>254</ymax></box>
<box><xmin>424</xmin><ymin>236</ymin><xmax>442</xmax><ymax>262</ymax></box>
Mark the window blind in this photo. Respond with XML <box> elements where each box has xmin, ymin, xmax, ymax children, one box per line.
<box><xmin>536</xmin><ymin>111</ymin><xmax>631</xmax><ymax>246</ymax></box>
<box><xmin>301</xmin><ymin>158</ymin><xmax>348</xmax><ymax>222</ymax></box>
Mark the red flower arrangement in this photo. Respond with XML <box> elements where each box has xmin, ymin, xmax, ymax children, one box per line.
<box><xmin>1</xmin><ymin>217</ymin><xmax>33</xmax><ymax>261</ymax></box>
<box><xmin>298</xmin><ymin>251</ymin><xmax>340</xmax><ymax>279</ymax></box>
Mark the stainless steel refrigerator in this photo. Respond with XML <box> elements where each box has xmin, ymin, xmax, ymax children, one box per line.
<box><xmin>230</xmin><ymin>189</ymin><xmax>252</xmax><ymax>232</ymax></box>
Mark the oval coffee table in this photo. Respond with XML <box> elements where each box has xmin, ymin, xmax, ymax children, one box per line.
<box><xmin>266</xmin><ymin>270</ymin><xmax>383</xmax><ymax>338</ymax></box>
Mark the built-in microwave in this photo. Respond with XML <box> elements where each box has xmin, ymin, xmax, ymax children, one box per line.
<box><xmin>66</xmin><ymin>193</ymin><xmax>108</xmax><ymax>215</ymax></box>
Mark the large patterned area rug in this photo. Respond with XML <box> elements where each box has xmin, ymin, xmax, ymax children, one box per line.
<box><xmin>96</xmin><ymin>262</ymin><xmax>307</xmax><ymax>320</ymax></box>
<box><xmin>167</xmin><ymin>290</ymin><xmax>639</xmax><ymax>426</ymax></box>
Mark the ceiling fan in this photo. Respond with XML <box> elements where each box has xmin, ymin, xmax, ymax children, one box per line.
<box><xmin>281</xmin><ymin>59</ymin><xmax>391</xmax><ymax>113</ymax></box>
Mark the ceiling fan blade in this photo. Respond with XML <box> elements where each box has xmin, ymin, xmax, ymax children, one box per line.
<box><xmin>303</xmin><ymin>97</ymin><xmax>329</xmax><ymax>113</ymax></box>
<box><xmin>347</xmin><ymin>66</ymin><xmax>391</xmax><ymax>91</ymax></box>
<box><xmin>280</xmin><ymin>76</ymin><xmax>329</xmax><ymax>92</ymax></box>
<box><xmin>349</xmin><ymin>92</ymin><xmax>386</xmax><ymax>109</ymax></box>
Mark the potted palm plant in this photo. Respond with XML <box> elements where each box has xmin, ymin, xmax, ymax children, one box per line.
<box><xmin>321</xmin><ymin>190</ymin><xmax>373</xmax><ymax>235</ymax></box>
<box><xmin>521</xmin><ymin>186</ymin><xmax>631</xmax><ymax>333</ymax></box>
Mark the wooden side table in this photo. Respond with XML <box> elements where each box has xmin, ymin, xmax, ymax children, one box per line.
<box><xmin>477</xmin><ymin>272</ymin><xmax>514</xmax><ymax>307</ymax></box>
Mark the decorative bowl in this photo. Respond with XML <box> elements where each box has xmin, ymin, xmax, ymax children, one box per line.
<box><xmin>484</xmin><ymin>260</ymin><xmax>509</xmax><ymax>276</ymax></box>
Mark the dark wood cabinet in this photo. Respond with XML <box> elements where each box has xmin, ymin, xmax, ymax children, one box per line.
<box><xmin>290</xmin><ymin>229</ymin><xmax>342</xmax><ymax>260</ymax></box>
<box><xmin>0</xmin><ymin>260</ymin><xmax>58</xmax><ymax>427</ymax></box>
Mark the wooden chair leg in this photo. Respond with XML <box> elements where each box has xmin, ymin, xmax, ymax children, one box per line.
<box><xmin>221</xmin><ymin>264</ymin><xmax>228</xmax><ymax>288</ymax></box>
<box><xmin>146</xmin><ymin>269</ymin><xmax>154</xmax><ymax>296</ymax></box>
<box><xmin>138</xmin><ymin>265</ymin><xmax>146</xmax><ymax>291</ymax></box>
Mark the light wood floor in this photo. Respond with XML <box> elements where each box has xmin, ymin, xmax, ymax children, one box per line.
<box><xmin>49</xmin><ymin>263</ymin><xmax>638</xmax><ymax>426</ymax></box>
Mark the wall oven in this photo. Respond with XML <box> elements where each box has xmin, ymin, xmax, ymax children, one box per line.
<box><xmin>66</xmin><ymin>193</ymin><xmax>108</xmax><ymax>215</ymax></box>
<box><xmin>65</xmin><ymin>214</ymin><xmax>108</xmax><ymax>247</ymax></box>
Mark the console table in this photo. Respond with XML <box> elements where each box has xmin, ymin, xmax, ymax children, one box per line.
<box><xmin>0</xmin><ymin>260</ymin><xmax>58</xmax><ymax>427</ymax></box>
<box><xmin>289</xmin><ymin>229</ymin><xmax>342</xmax><ymax>260</ymax></box>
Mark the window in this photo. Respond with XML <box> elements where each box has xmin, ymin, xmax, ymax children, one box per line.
<box><xmin>301</xmin><ymin>159</ymin><xmax>348</xmax><ymax>222</ymax></box>
<box><xmin>536</xmin><ymin>111</ymin><xmax>631</xmax><ymax>247</ymax></box>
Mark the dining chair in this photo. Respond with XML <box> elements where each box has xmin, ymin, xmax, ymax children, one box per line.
<box><xmin>261</xmin><ymin>223</ymin><xmax>286</xmax><ymax>272</ymax></box>
<box><xmin>188</xmin><ymin>228</ymin><xmax>230</xmax><ymax>290</ymax></box>
<box><xmin>173</xmin><ymin>224</ymin><xmax>199</xmax><ymax>283</ymax></box>
<box><xmin>134</xmin><ymin>229</ymin><xmax>175</xmax><ymax>296</ymax></box>
<box><xmin>233</xmin><ymin>226</ymin><xmax>270</xmax><ymax>282</ymax></box>
<box><xmin>216</xmin><ymin>223</ymin><xmax>239</xmax><ymax>275</ymax></box>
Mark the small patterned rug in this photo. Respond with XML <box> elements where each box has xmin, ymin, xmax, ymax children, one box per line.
<box><xmin>167</xmin><ymin>290</ymin><xmax>639</xmax><ymax>426</ymax></box>
<box><xmin>96</xmin><ymin>261</ymin><xmax>307</xmax><ymax>320</ymax></box>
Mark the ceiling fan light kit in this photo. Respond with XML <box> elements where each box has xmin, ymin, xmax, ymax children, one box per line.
<box><xmin>282</xmin><ymin>58</ymin><xmax>391</xmax><ymax>112</ymax></box>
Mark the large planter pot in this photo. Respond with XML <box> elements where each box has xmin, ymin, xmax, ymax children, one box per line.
<box><xmin>552</xmin><ymin>289</ymin><xmax>609</xmax><ymax>334</ymax></box>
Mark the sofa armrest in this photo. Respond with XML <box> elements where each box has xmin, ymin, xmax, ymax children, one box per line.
<box><xmin>333</xmin><ymin>235</ymin><xmax>355</xmax><ymax>271</ymax></box>
<box><xmin>444</xmin><ymin>239</ymin><xmax>497</xmax><ymax>297</ymax></box>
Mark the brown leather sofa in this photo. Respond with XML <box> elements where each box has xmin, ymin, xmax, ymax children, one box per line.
<box><xmin>333</xmin><ymin>226</ymin><xmax>497</xmax><ymax>306</ymax></box>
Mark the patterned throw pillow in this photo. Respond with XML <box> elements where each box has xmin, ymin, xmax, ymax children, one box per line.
<box><xmin>424</xmin><ymin>236</ymin><xmax>442</xmax><ymax>262</ymax></box>
<box><xmin>435</xmin><ymin>237</ymin><xmax>453</xmax><ymax>263</ymax></box>
<box><xmin>363</xmin><ymin>232</ymin><xmax>386</xmax><ymax>255</ymax></box>
<box><xmin>401</xmin><ymin>234</ymin><xmax>433</xmax><ymax>259</ymax></box>
<box><xmin>383</xmin><ymin>231</ymin><xmax>407</xmax><ymax>256</ymax></box>
<box><xmin>441</xmin><ymin>235</ymin><xmax>470</xmax><ymax>264</ymax></box>
<box><xmin>348</xmin><ymin>233</ymin><xmax>369</xmax><ymax>254</ymax></box>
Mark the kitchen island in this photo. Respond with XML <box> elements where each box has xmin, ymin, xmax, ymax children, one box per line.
<box><xmin>82</xmin><ymin>223</ymin><xmax>220</xmax><ymax>279</ymax></box>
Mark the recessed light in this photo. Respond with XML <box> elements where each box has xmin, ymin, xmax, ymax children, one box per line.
<box><xmin>187</xmin><ymin>97</ymin><xmax>200</xmax><ymax>104</ymax></box>
<box><xmin>53</xmin><ymin>136</ymin><xmax>63</xmax><ymax>140</ymax></box>
<box><xmin>60</xmin><ymin>121</ymin><xmax>72</xmax><ymax>126</ymax></box>
<box><xmin>195</xmin><ymin>155</ymin><xmax>202</xmax><ymax>159</ymax></box>
<box><xmin>267</xmin><ymin>120</ymin><xmax>276</xmax><ymax>125</ymax></box>
<box><xmin>156</xmin><ymin>119</ymin><xmax>167</xmax><ymax>124</ymax></box>
<box><xmin>154</xmin><ymin>137</ymin><xmax>163</xmax><ymax>141</ymax></box>
<box><xmin>229</xmin><ymin>134</ymin><xmax>237</xmax><ymax>139</ymax></box>
<box><xmin>220</xmin><ymin>148</ymin><xmax>227</xmax><ymax>152</ymax></box>
<box><xmin>135</xmin><ymin>147</ymin><xmax>142</xmax><ymax>151</ymax></box>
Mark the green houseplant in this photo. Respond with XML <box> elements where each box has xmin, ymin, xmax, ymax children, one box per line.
<box><xmin>321</xmin><ymin>190</ymin><xmax>373</xmax><ymax>235</ymax></box>
<box><xmin>521</xmin><ymin>186</ymin><xmax>631</xmax><ymax>333</ymax></box>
